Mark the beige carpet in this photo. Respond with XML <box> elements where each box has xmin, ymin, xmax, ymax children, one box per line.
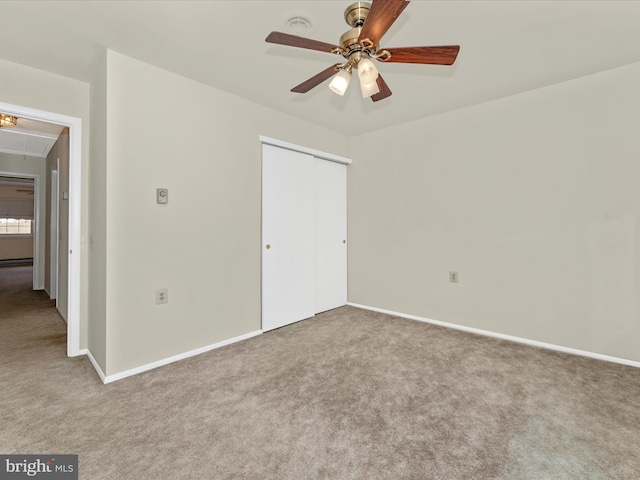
<box><xmin>2</xmin><ymin>265</ymin><xmax>640</xmax><ymax>479</ymax></box>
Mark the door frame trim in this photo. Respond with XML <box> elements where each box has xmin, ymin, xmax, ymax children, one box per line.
<box><xmin>0</xmin><ymin>100</ymin><xmax>83</xmax><ymax>357</ymax></box>
<box><xmin>259</xmin><ymin>137</ymin><xmax>351</xmax><ymax>332</ymax></box>
<box><xmin>50</xmin><ymin>166</ymin><xmax>59</xmax><ymax>302</ymax></box>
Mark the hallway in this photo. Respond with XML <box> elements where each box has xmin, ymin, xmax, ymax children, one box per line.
<box><xmin>0</xmin><ymin>264</ymin><xmax>98</xmax><ymax>451</ymax></box>
<box><xmin>0</xmin><ymin>265</ymin><xmax>65</xmax><ymax>353</ymax></box>
<box><xmin>0</xmin><ymin>264</ymin><xmax>95</xmax><ymax>414</ymax></box>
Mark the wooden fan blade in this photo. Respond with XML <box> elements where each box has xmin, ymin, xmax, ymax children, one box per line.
<box><xmin>291</xmin><ymin>64</ymin><xmax>341</xmax><ymax>93</ymax></box>
<box><xmin>371</xmin><ymin>75</ymin><xmax>392</xmax><ymax>102</ymax></box>
<box><xmin>266</xmin><ymin>31</ymin><xmax>338</xmax><ymax>54</ymax></box>
<box><xmin>358</xmin><ymin>0</ymin><xmax>410</xmax><ymax>47</ymax></box>
<box><xmin>381</xmin><ymin>46</ymin><xmax>460</xmax><ymax>65</ymax></box>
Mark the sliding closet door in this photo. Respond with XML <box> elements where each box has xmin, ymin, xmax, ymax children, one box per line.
<box><xmin>314</xmin><ymin>158</ymin><xmax>347</xmax><ymax>313</ymax></box>
<box><xmin>262</xmin><ymin>144</ymin><xmax>315</xmax><ymax>331</ymax></box>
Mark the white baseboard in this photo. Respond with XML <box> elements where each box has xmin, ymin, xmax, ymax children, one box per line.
<box><xmin>86</xmin><ymin>350</ymin><xmax>107</xmax><ymax>383</ymax></box>
<box><xmin>57</xmin><ymin>307</ymin><xmax>67</xmax><ymax>324</ymax></box>
<box><xmin>347</xmin><ymin>302</ymin><xmax>640</xmax><ymax>369</ymax></box>
<box><xmin>90</xmin><ymin>330</ymin><xmax>263</xmax><ymax>384</ymax></box>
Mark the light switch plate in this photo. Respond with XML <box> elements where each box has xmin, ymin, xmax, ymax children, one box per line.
<box><xmin>157</xmin><ymin>188</ymin><xmax>168</xmax><ymax>204</ymax></box>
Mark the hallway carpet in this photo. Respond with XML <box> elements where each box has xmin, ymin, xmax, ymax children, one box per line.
<box><xmin>1</xmin><ymin>266</ymin><xmax>640</xmax><ymax>479</ymax></box>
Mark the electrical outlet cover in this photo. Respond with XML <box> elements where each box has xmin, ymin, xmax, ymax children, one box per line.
<box><xmin>156</xmin><ymin>288</ymin><xmax>168</xmax><ymax>304</ymax></box>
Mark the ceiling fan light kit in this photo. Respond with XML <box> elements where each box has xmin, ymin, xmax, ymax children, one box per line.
<box><xmin>266</xmin><ymin>0</ymin><xmax>460</xmax><ymax>102</ymax></box>
<box><xmin>329</xmin><ymin>68</ymin><xmax>352</xmax><ymax>96</ymax></box>
<box><xmin>0</xmin><ymin>114</ymin><xmax>17</xmax><ymax>128</ymax></box>
<box><xmin>357</xmin><ymin>57</ymin><xmax>379</xmax><ymax>85</ymax></box>
<box><xmin>360</xmin><ymin>78</ymin><xmax>380</xmax><ymax>98</ymax></box>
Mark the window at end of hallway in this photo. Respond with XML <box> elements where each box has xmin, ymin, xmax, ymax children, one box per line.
<box><xmin>0</xmin><ymin>218</ymin><xmax>32</xmax><ymax>235</ymax></box>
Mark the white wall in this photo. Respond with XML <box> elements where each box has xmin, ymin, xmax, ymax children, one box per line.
<box><xmin>88</xmin><ymin>52</ymin><xmax>108</xmax><ymax>371</ymax></box>
<box><xmin>45</xmin><ymin>129</ymin><xmax>70</xmax><ymax>318</ymax></box>
<box><xmin>102</xmin><ymin>51</ymin><xmax>350</xmax><ymax>375</ymax></box>
<box><xmin>0</xmin><ymin>58</ymin><xmax>90</xmax><ymax>347</ymax></box>
<box><xmin>13</xmin><ymin>43</ymin><xmax>638</xmax><ymax>375</ymax></box>
<box><xmin>348</xmin><ymin>61</ymin><xmax>640</xmax><ymax>363</ymax></box>
<box><xmin>0</xmin><ymin>237</ymin><xmax>32</xmax><ymax>260</ymax></box>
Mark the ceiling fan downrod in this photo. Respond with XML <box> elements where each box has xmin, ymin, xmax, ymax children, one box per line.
<box><xmin>332</xmin><ymin>2</ymin><xmax>392</xmax><ymax>71</ymax></box>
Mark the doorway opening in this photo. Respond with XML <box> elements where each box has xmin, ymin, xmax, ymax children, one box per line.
<box><xmin>0</xmin><ymin>101</ymin><xmax>83</xmax><ymax>357</ymax></box>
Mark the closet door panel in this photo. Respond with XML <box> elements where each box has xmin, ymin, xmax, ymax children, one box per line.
<box><xmin>261</xmin><ymin>145</ymin><xmax>316</xmax><ymax>331</ymax></box>
<box><xmin>314</xmin><ymin>158</ymin><xmax>347</xmax><ymax>313</ymax></box>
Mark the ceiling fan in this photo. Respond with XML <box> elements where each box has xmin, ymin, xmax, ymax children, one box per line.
<box><xmin>265</xmin><ymin>0</ymin><xmax>460</xmax><ymax>102</ymax></box>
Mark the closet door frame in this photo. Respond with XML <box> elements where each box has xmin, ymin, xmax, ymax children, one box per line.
<box><xmin>260</xmin><ymin>136</ymin><xmax>351</xmax><ymax>332</ymax></box>
<box><xmin>259</xmin><ymin>137</ymin><xmax>352</xmax><ymax>167</ymax></box>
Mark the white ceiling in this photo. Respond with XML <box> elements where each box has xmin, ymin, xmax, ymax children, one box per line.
<box><xmin>0</xmin><ymin>118</ymin><xmax>64</xmax><ymax>158</ymax></box>
<box><xmin>0</xmin><ymin>1</ymin><xmax>639</xmax><ymax>136</ymax></box>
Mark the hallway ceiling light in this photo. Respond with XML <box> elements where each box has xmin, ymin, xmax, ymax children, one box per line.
<box><xmin>0</xmin><ymin>114</ymin><xmax>17</xmax><ymax>128</ymax></box>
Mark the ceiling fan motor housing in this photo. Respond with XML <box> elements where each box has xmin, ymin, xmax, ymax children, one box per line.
<box><xmin>339</xmin><ymin>2</ymin><xmax>376</xmax><ymax>64</ymax></box>
<box><xmin>339</xmin><ymin>27</ymin><xmax>363</xmax><ymax>51</ymax></box>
